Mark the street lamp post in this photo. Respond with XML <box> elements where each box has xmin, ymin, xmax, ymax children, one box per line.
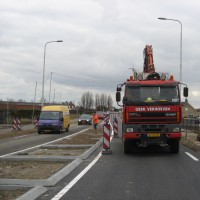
<box><xmin>49</xmin><ymin>72</ymin><xmax>53</xmax><ymax>104</ymax></box>
<box><xmin>41</xmin><ymin>40</ymin><xmax>63</xmax><ymax>108</ymax></box>
<box><xmin>158</xmin><ymin>17</ymin><xmax>182</xmax><ymax>85</ymax></box>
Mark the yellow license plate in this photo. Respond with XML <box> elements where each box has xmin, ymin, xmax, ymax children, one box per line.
<box><xmin>148</xmin><ymin>133</ymin><xmax>160</xmax><ymax>137</ymax></box>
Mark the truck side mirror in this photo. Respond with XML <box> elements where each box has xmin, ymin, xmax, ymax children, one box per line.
<box><xmin>116</xmin><ymin>91</ymin><xmax>121</xmax><ymax>102</ymax></box>
<box><xmin>183</xmin><ymin>87</ymin><xmax>188</xmax><ymax>97</ymax></box>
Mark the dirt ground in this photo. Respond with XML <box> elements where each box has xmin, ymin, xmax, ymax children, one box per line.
<box><xmin>0</xmin><ymin>189</ymin><xmax>28</xmax><ymax>200</ymax></box>
<box><xmin>0</xmin><ymin>126</ymin><xmax>103</xmax><ymax>200</ymax></box>
<box><xmin>0</xmin><ymin>127</ymin><xmax>103</xmax><ymax>179</ymax></box>
<box><xmin>181</xmin><ymin>132</ymin><xmax>200</xmax><ymax>152</ymax></box>
<box><xmin>29</xmin><ymin>147</ymin><xmax>90</xmax><ymax>156</ymax></box>
<box><xmin>0</xmin><ymin>160</ymin><xmax>69</xmax><ymax>179</ymax></box>
<box><xmin>54</xmin><ymin>129</ymin><xmax>102</xmax><ymax>145</ymax></box>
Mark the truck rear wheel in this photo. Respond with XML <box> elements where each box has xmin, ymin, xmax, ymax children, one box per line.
<box><xmin>169</xmin><ymin>140</ymin><xmax>179</xmax><ymax>153</ymax></box>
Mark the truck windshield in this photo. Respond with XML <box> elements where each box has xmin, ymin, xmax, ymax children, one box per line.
<box><xmin>39</xmin><ymin>111</ymin><xmax>61</xmax><ymax>120</ymax></box>
<box><xmin>125</xmin><ymin>85</ymin><xmax>179</xmax><ymax>104</ymax></box>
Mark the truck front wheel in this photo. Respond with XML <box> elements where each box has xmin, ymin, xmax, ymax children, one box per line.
<box><xmin>124</xmin><ymin>140</ymin><xmax>131</xmax><ymax>154</ymax></box>
<box><xmin>168</xmin><ymin>139</ymin><xmax>179</xmax><ymax>153</ymax></box>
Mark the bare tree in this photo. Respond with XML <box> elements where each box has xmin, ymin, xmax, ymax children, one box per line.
<box><xmin>107</xmin><ymin>95</ymin><xmax>113</xmax><ymax>110</ymax></box>
<box><xmin>100</xmin><ymin>94</ymin><xmax>107</xmax><ymax>111</ymax></box>
<box><xmin>95</xmin><ymin>93</ymin><xmax>113</xmax><ymax>111</ymax></box>
<box><xmin>95</xmin><ymin>94</ymin><xmax>100</xmax><ymax>110</ymax></box>
<box><xmin>80</xmin><ymin>92</ymin><xmax>94</xmax><ymax>112</ymax></box>
<box><xmin>85</xmin><ymin>92</ymin><xmax>94</xmax><ymax>111</ymax></box>
<box><xmin>80</xmin><ymin>92</ymin><xmax>113</xmax><ymax>112</ymax></box>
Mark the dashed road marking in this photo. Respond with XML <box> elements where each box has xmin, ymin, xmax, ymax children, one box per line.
<box><xmin>185</xmin><ymin>152</ymin><xmax>199</xmax><ymax>161</ymax></box>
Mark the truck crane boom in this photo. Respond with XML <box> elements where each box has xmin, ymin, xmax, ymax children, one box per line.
<box><xmin>143</xmin><ymin>45</ymin><xmax>155</xmax><ymax>73</ymax></box>
<box><xmin>116</xmin><ymin>45</ymin><xmax>189</xmax><ymax>154</ymax></box>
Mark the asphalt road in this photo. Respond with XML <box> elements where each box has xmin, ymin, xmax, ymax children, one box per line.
<box><xmin>0</xmin><ymin>124</ymin><xmax>90</xmax><ymax>157</ymax></box>
<box><xmin>36</xmin><ymin>136</ymin><xmax>200</xmax><ymax>200</ymax></box>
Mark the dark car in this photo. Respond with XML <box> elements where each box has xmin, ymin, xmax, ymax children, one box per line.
<box><xmin>78</xmin><ymin>114</ymin><xmax>92</xmax><ymax>125</ymax></box>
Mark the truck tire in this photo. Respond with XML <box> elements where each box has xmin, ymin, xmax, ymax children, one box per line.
<box><xmin>38</xmin><ymin>131</ymin><xmax>42</xmax><ymax>134</ymax></box>
<box><xmin>169</xmin><ymin>140</ymin><xmax>179</xmax><ymax>153</ymax></box>
<box><xmin>124</xmin><ymin>140</ymin><xmax>131</xmax><ymax>154</ymax></box>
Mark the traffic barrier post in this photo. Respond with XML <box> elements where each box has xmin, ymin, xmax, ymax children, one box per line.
<box><xmin>113</xmin><ymin>117</ymin><xmax>119</xmax><ymax>138</ymax></box>
<box><xmin>12</xmin><ymin>118</ymin><xmax>17</xmax><ymax>131</ymax></box>
<box><xmin>102</xmin><ymin>122</ymin><xmax>112</xmax><ymax>154</ymax></box>
<box><xmin>104</xmin><ymin>116</ymin><xmax>110</xmax><ymax>124</ymax></box>
<box><xmin>34</xmin><ymin>117</ymin><xmax>38</xmax><ymax>127</ymax></box>
<box><xmin>16</xmin><ymin>117</ymin><xmax>21</xmax><ymax>131</ymax></box>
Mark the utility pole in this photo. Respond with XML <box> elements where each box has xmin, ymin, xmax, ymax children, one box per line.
<box><xmin>32</xmin><ymin>81</ymin><xmax>37</xmax><ymax>123</ymax></box>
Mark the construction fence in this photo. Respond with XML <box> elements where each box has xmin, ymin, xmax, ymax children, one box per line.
<box><xmin>181</xmin><ymin>118</ymin><xmax>200</xmax><ymax>132</ymax></box>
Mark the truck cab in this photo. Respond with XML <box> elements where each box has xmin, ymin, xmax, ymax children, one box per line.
<box><xmin>116</xmin><ymin>73</ymin><xmax>188</xmax><ymax>154</ymax></box>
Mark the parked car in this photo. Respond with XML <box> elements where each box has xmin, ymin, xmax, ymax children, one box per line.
<box><xmin>78</xmin><ymin>114</ymin><xmax>92</xmax><ymax>125</ymax></box>
<box><xmin>96</xmin><ymin>111</ymin><xmax>105</xmax><ymax>120</ymax></box>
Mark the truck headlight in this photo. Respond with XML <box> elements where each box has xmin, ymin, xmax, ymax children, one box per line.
<box><xmin>165</xmin><ymin>112</ymin><xmax>176</xmax><ymax>117</ymax></box>
<box><xmin>126</xmin><ymin>128</ymin><xmax>133</xmax><ymax>132</ymax></box>
<box><xmin>172</xmin><ymin>127</ymin><xmax>180</xmax><ymax>132</ymax></box>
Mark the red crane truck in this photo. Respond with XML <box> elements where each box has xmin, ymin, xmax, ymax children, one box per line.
<box><xmin>116</xmin><ymin>45</ymin><xmax>188</xmax><ymax>154</ymax></box>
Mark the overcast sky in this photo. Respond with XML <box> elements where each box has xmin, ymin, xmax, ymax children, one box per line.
<box><xmin>0</xmin><ymin>0</ymin><xmax>200</xmax><ymax>108</ymax></box>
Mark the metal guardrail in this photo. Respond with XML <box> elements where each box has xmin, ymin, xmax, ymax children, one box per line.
<box><xmin>109</xmin><ymin>112</ymin><xmax>122</xmax><ymax>119</ymax></box>
<box><xmin>181</xmin><ymin>118</ymin><xmax>200</xmax><ymax>132</ymax></box>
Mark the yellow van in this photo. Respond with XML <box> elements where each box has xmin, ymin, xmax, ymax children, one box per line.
<box><xmin>37</xmin><ymin>105</ymin><xmax>70</xmax><ymax>134</ymax></box>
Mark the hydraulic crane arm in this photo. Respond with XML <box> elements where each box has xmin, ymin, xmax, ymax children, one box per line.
<box><xmin>143</xmin><ymin>45</ymin><xmax>155</xmax><ymax>73</ymax></box>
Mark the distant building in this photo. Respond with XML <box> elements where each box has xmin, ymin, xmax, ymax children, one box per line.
<box><xmin>182</xmin><ymin>102</ymin><xmax>198</xmax><ymax>118</ymax></box>
<box><xmin>64</xmin><ymin>101</ymin><xmax>75</xmax><ymax>110</ymax></box>
<box><xmin>0</xmin><ymin>100</ymin><xmax>77</xmax><ymax>123</ymax></box>
<box><xmin>0</xmin><ymin>101</ymin><xmax>41</xmax><ymax>111</ymax></box>
<box><xmin>196</xmin><ymin>108</ymin><xmax>200</xmax><ymax>117</ymax></box>
<box><xmin>0</xmin><ymin>101</ymin><xmax>41</xmax><ymax>123</ymax></box>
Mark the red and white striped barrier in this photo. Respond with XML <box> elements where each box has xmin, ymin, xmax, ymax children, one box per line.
<box><xmin>34</xmin><ymin>117</ymin><xmax>38</xmax><ymax>127</ymax></box>
<box><xmin>104</xmin><ymin>116</ymin><xmax>110</xmax><ymax>124</ymax></box>
<box><xmin>16</xmin><ymin>118</ymin><xmax>21</xmax><ymax>130</ymax></box>
<box><xmin>13</xmin><ymin>118</ymin><xmax>17</xmax><ymax>130</ymax></box>
<box><xmin>12</xmin><ymin>117</ymin><xmax>22</xmax><ymax>131</ymax></box>
<box><xmin>102</xmin><ymin>123</ymin><xmax>112</xmax><ymax>154</ymax></box>
<box><xmin>113</xmin><ymin>117</ymin><xmax>119</xmax><ymax>138</ymax></box>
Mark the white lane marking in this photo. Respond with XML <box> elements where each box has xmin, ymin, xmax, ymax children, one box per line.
<box><xmin>185</xmin><ymin>152</ymin><xmax>199</xmax><ymax>161</ymax></box>
<box><xmin>51</xmin><ymin>122</ymin><xmax>114</xmax><ymax>200</ymax></box>
<box><xmin>0</xmin><ymin>128</ymin><xmax>89</xmax><ymax>158</ymax></box>
<box><xmin>51</xmin><ymin>152</ymin><xmax>102</xmax><ymax>200</ymax></box>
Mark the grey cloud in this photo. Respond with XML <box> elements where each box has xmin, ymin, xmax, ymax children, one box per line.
<box><xmin>0</xmin><ymin>0</ymin><xmax>200</xmax><ymax>107</ymax></box>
